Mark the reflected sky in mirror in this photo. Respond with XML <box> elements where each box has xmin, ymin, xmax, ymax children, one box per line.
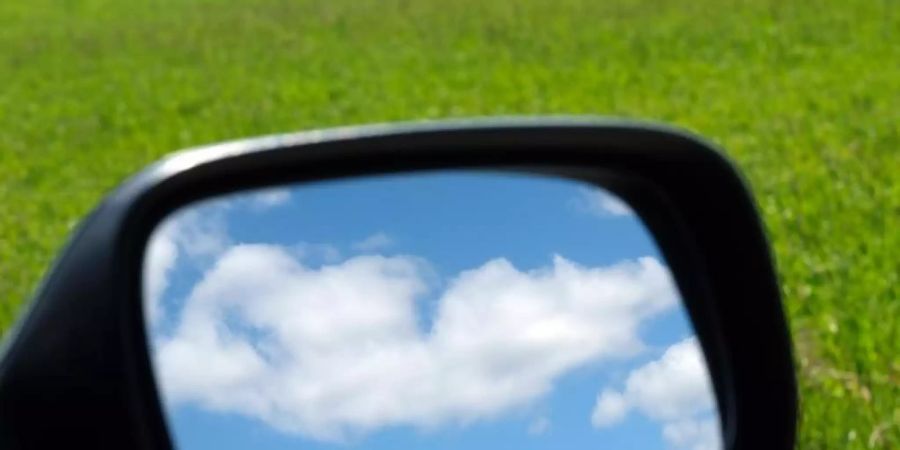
<box><xmin>143</xmin><ymin>172</ymin><xmax>720</xmax><ymax>450</ymax></box>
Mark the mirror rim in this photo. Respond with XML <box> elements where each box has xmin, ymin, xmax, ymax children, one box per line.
<box><xmin>0</xmin><ymin>118</ymin><xmax>796</xmax><ymax>450</ymax></box>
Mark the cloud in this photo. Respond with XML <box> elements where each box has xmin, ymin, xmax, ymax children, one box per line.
<box><xmin>663</xmin><ymin>418</ymin><xmax>720</xmax><ymax>450</ymax></box>
<box><xmin>293</xmin><ymin>242</ymin><xmax>342</xmax><ymax>263</ymax></box>
<box><xmin>154</xmin><ymin>247</ymin><xmax>679</xmax><ymax>441</ymax></box>
<box><xmin>528</xmin><ymin>416</ymin><xmax>550</xmax><ymax>435</ymax></box>
<box><xmin>142</xmin><ymin>201</ymin><xmax>232</xmax><ymax>326</ymax></box>
<box><xmin>353</xmin><ymin>232</ymin><xmax>394</xmax><ymax>252</ymax></box>
<box><xmin>142</xmin><ymin>186</ymin><xmax>300</xmax><ymax>327</ymax></box>
<box><xmin>143</xmin><ymin>187</ymin><xmax>285</xmax><ymax>304</ymax></box>
<box><xmin>591</xmin><ymin>389</ymin><xmax>629</xmax><ymax>427</ymax></box>
<box><xmin>167</xmin><ymin>204</ymin><xmax>231</xmax><ymax>260</ymax></box>
<box><xmin>591</xmin><ymin>337</ymin><xmax>715</xmax><ymax>424</ymax></box>
<box><xmin>591</xmin><ymin>337</ymin><xmax>720</xmax><ymax>450</ymax></box>
<box><xmin>143</xmin><ymin>222</ymin><xmax>178</xmax><ymax>324</ymax></box>
<box><xmin>572</xmin><ymin>188</ymin><xmax>634</xmax><ymax>217</ymax></box>
<box><xmin>249</xmin><ymin>188</ymin><xmax>291</xmax><ymax>210</ymax></box>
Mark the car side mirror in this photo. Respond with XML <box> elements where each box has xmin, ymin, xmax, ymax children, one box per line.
<box><xmin>0</xmin><ymin>119</ymin><xmax>796</xmax><ymax>450</ymax></box>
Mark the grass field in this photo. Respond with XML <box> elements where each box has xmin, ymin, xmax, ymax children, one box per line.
<box><xmin>1</xmin><ymin>0</ymin><xmax>897</xmax><ymax>447</ymax></box>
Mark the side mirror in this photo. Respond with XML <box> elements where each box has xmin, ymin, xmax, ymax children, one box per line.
<box><xmin>0</xmin><ymin>119</ymin><xmax>796</xmax><ymax>450</ymax></box>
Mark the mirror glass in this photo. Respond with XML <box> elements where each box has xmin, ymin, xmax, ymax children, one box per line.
<box><xmin>143</xmin><ymin>171</ymin><xmax>721</xmax><ymax>450</ymax></box>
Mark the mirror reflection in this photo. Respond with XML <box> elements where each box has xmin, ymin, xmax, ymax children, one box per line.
<box><xmin>143</xmin><ymin>172</ymin><xmax>720</xmax><ymax>450</ymax></box>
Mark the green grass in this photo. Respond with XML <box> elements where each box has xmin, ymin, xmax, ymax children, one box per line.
<box><xmin>1</xmin><ymin>0</ymin><xmax>897</xmax><ymax>447</ymax></box>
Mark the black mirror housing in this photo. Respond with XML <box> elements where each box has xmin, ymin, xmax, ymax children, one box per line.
<box><xmin>0</xmin><ymin>119</ymin><xmax>796</xmax><ymax>450</ymax></box>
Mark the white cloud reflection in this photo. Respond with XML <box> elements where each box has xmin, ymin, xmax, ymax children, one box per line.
<box><xmin>152</xmin><ymin>244</ymin><xmax>678</xmax><ymax>441</ymax></box>
<box><xmin>572</xmin><ymin>188</ymin><xmax>634</xmax><ymax>217</ymax></box>
<box><xmin>591</xmin><ymin>337</ymin><xmax>720</xmax><ymax>450</ymax></box>
<box><xmin>250</xmin><ymin>188</ymin><xmax>291</xmax><ymax>209</ymax></box>
<box><xmin>143</xmin><ymin>204</ymin><xmax>230</xmax><ymax>326</ymax></box>
<box><xmin>353</xmin><ymin>232</ymin><xmax>394</xmax><ymax>252</ymax></box>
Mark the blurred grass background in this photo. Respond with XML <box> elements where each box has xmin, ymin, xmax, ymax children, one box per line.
<box><xmin>1</xmin><ymin>0</ymin><xmax>897</xmax><ymax>447</ymax></box>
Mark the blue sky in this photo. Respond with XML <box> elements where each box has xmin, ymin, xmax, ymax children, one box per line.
<box><xmin>143</xmin><ymin>172</ymin><xmax>720</xmax><ymax>450</ymax></box>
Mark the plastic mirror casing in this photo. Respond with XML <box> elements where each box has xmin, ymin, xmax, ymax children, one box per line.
<box><xmin>0</xmin><ymin>119</ymin><xmax>796</xmax><ymax>449</ymax></box>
